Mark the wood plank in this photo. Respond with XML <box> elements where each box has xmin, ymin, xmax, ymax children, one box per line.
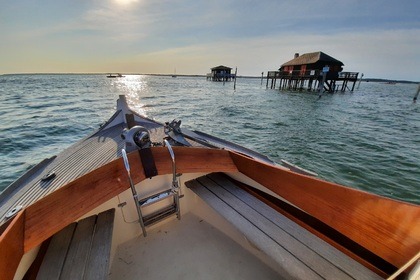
<box><xmin>36</xmin><ymin>223</ymin><xmax>76</xmax><ymax>280</ymax></box>
<box><xmin>229</xmin><ymin>151</ymin><xmax>420</xmax><ymax>268</ymax></box>
<box><xmin>60</xmin><ymin>215</ymin><xmax>96</xmax><ymax>280</ymax></box>
<box><xmin>0</xmin><ymin>211</ymin><xmax>24</xmax><ymax>280</ymax></box>
<box><xmin>240</xmin><ymin>182</ymin><xmax>388</xmax><ymax>277</ymax></box>
<box><xmin>24</xmin><ymin>147</ymin><xmax>237</xmax><ymax>253</ymax></box>
<box><xmin>207</xmin><ymin>173</ymin><xmax>382</xmax><ymax>280</ymax></box>
<box><xmin>22</xmin><ymin>238</ymin><xmax>51</xmax><ymax>280</ymax></box>
<box><xmin>84</xmin><ymin>209</ymin><xmax>115</xmax><ymax>280</ymax></box>
<box><xmin>186</xmin><ymin>179</ymin><xmax>323</xmax><ymax>279</ymax></box>
<box><xmin>196</xmin><ymin>175</ymin><xmax>358</xmax><ymax>280</ymax></box>
<box><xmin>35</xmin><ymin>210</ymin><xmax>115</xmax><ymax>280</ymax></box>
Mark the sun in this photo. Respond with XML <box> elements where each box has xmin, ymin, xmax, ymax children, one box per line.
<box><xmin>114</xmin><ymin>0</ymin><xmax>138</xmax><ymax>5</ymax></box>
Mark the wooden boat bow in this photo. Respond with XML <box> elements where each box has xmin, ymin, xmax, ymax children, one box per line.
<box><xmin>1</xmin><ymin>146</ymin><xmax>419</xmax><ymax>279</ymax></box>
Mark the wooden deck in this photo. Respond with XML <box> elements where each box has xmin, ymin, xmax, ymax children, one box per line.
<box><xmin>186</xmin><ymin>173</ymin><xmax>382</xmax><ymax>280</ymax></box>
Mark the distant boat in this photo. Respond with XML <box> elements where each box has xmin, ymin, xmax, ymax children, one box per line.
<box><xmin>172</xmin><ymin>68</ymin><xmax>177</xmax><ymax>78</ymax></box>
<box><xmin>107</xmin><ymin>73</ymin><xmax>124</xmax><ymax>78</ymax></box>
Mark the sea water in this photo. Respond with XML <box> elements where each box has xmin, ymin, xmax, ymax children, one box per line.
<box><xmin>0</xmin><ymin>74</ymin><xmax>419</xmax><ymax>204</ymax></box>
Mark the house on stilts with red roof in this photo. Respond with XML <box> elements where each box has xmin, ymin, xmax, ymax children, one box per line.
<box><xmin>266</xmin><ymin>52</ymin><xmax>359</xmax><ymax>92</ymax></box>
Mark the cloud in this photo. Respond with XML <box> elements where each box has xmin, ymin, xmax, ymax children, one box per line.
<box><xmin>1</xmin><ymin>0</ymin><xmax>419</xmax><ymax>80</ymax></box>
<box><xmin>113</xmin><ymin>28</ymin><xmax>419</xmax><ymax>80</ymax></box>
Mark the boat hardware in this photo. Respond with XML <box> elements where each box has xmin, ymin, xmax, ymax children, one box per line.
<box><xmin>121</xmin><ymin>149</ymin><xmax>147</xmax><ymax>237</ymax></box>
<box><xmin>135</xmin><ymin>140</ymin><xmax>182</xmax><ymax>228</ymax></box>
<box><xmin>164</xmin><ymin>139</ymin><xmax>181</xmax><ymax>220</ymax></box>
<box><xmin>141</xmin><ymin>205</ymin><xmax>179</xmax><ymax>227</ymax></box>
<box><xmin>5</xmin><ymin>205</ymin><xmax>23</xmax><ymax>219</ymax></box>
<box><xmin>164</xmin><ymin>119</ymin><xmax>191</xmax><ymax>146</ymax></box>
<box><xmin>122</xmin><ymin>125</ymin><xmax>158</xmax><ymax>178</ymax></box>
<box><xmin>139</xmin><ymin>189</ymin><xmax>176</xmax><ymax>207</ymax></box>
<box><xmin>117</xmin><ymin>202</ymin><xmax>127</xmax><ymax>208</ymax></box>
<box><xmin>121</xmin><ymin>125</ymin><xmax>151</xmax><ymax>152</ymax></box>
<box><xmin>281</xmin><ymin>160</ymin><xmax>318</xmax><ymax>177</ymax></box>
<box><xmin>41</xmin><ymin>171</ymin><xmax>56</xmax><ymax>182</ymax></box>
<box><xmin>138</xmin><ymin>145</ymin><xmax>158</xmax><ymax>179</ymax></box>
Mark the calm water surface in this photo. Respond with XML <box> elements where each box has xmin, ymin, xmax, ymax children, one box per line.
<box><xmin>0</xmin><ymin>74</ymin><xmax>419</xmax><ymax>204</ymax></box>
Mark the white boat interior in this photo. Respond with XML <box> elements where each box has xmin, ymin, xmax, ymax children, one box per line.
<box><xmin>12</xmin><ymin>171</ymin><xmax>383</xmax><ymax>280</ymax></box>
<box><xmin>1</xmin><ymin>95</ymin><xmax>419</xmax><ymax>280</ymax></box>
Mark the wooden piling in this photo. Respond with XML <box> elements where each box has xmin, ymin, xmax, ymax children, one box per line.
<box><xmin>233</xmin><ymin>67</ymin><xmax>237</xmax><ymax>90</ymax></box>
<box><xmin>414</xmin><ymin>84</ymin><xmax>420</xmax><ymax>103</ymax></box>
<box><xmin>266</xmin><ymin>70</ymin><xmax>358</xmax><ymax>93</ymax></box>
<box><xmin>357</xmin><ymin>73</ymin><xmax>364</xmax><ymax>89</ymax></box>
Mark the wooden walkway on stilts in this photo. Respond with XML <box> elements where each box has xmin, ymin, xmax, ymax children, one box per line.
<box><xmin>267</xmin><ymin>70</ymin><xmax>359</xmax><ymax>93</ymax></box>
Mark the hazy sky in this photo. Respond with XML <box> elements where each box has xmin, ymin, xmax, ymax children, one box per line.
<box><xmin>1</xmin><ymin>0</ymin><xmax>419</xmax><ymax>80</ymax></box>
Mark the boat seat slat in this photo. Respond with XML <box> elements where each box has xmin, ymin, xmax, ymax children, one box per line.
<box><xmin>36</xmin><ymin>209</ymin><xmax>115</xmax><ymax>280</ymax></box>
<box><xmin>36</xmin><ymin>223</ymin><xmax>76</xmax><ymax>280</ymax></box>
<box><xmin>186</xmin><ymin>173</ymin><xmax>382</xmax><ymax>280</ymax></box>
<box><xmin>60</xmin><ymin>216</ymin><xmax>97</xmax><ymax>280</ymax></box>
<box><xmin>186</xmin><ymin>179</ymin><xmax>322</xmax><ymax>279</ymax></box>
<box><xmin>196</xmin><ymin>175</ymin><xmax>355</xmax><ymax>279</ymax></box>
<box><xmin>206</xmin><ymin>173</ymin><xmax>381</xmax><ymax>280</ymax></box>
<box><xmin>84</xmin><ymin>208</ymin><xmax>116</xmax><ymax>280</ymax></box>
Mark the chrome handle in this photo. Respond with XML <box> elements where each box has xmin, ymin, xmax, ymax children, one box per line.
<box><xmin>164</xmin><ymin>140</ymin><xmax>177</xmax><ymax>188</ymax></box>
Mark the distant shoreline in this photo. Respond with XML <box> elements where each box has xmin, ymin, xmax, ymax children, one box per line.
<box><xmin>0</xmin><ymin>73</ymin><xmax>418</xmax><ymax>84</ymax></box>
<box><xmin>360</xmin><ymin>78</ymin><xmax>418</xmax><ymax>84</ymax></box>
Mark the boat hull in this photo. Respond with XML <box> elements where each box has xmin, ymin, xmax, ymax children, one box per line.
<box><xmin>1</xmin><ymin>95</ymin><xmax>419</xmax><ymax>279</ymax></box>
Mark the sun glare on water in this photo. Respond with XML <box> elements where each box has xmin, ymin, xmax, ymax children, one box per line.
<box><xmin>114</xmin><ymin>75</ymin><xmax>148</xmax><ymax>116</ymax></box>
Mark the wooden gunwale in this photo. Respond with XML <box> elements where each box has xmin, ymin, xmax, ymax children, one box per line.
<box><xmin>0</xmin><ymin>211</ymin><xmax>25</xmax><ymax>280</ymax></box>
<box><xmin>230</xmin><ymin>152</ymin><xmax>420</xmax><ymax>270</ymax></box>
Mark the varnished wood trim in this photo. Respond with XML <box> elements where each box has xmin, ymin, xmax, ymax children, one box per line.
<box><xmin>230</xmin><ymin>151</ymin><xmax>420</xmax><ymax>268</ymax></box>
<box><xmin>0</xmin><ymin>211</ymin><xmax>25</xmax><ymax>280</ymax></box>
<box><xmin>23</xmin><ymin>147</ymin><xmax>236</xmax><ymax>252</ymax></box>
<box><xmin>240</xmin><ymin>183</ymin><xmax>391</xmax><ymax>277</ymax></box>
<box><xmin>24</xmin><ymin>158</ymin><xmax>127</xmax><ymax>253</ymax></box>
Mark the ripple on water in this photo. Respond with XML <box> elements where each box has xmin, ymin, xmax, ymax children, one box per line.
<box><xmin>0</xmin><ymin>75</ymin><xmax>418</xmax><ymax>204</ymax></box>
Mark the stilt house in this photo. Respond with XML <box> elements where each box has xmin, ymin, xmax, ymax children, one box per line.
<box><xmin>280</xmin><ymin>52</ymin><xmax>344</xmax><ymax>78</ymax></box>
<box><xmin>207</xmin><ymin>65</ymin><xmax>235</xmax><ymax>81</ymax></box>
<box><xmin>267</xmin><ymin>51</ymin><xmax>359</xmax><ymax>92</ymax></box>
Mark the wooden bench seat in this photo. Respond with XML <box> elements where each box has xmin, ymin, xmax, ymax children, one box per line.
<box><xmin>36</xmin><ymin>208</ymin><xmax>115</xmax><ymax>280</ymax></box>
<box><xmin>186</xmin><ymin>173</ymin><xmax>382</xmax><ymax>280</ymax></box>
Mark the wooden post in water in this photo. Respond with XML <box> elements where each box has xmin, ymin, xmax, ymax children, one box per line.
<box><xmin>318</xmin><ymin>66</ymin><xmax>329</xmax><ymax>93</ymax></box>
<box><xmin>357</xmin><ymin>73</ymin><xmax>364</xmax><ymax>89</ymax></box>
<box><xmin>266</xmin><ymin>73</ymin><xmax>269</xmax><ymax>88</ymax></box>
<box><xmin>261</xmin><ymin>72</ymin><xmax>264</xmax><ymax>85</ymax></box>
<box><xmin>233</xmin><ymin>67</ymin><xmax>237</xmax><ymax>90</ymax></box>
<box><xmin>414</xmin><ymin>83</ymin><xmax>420</xmax><ymax>103</ymax></box>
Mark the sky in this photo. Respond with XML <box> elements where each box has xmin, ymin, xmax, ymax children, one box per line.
<box><xmin>1</xmin><ymin>0</ymin><xmax>419</xmax><ymax>81</ymax></box>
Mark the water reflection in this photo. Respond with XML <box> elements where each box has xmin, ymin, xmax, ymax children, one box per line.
<box><xmin>113</xmin><ymin>75</ymin><xmax>148</xmax><ymax>116</ymax></box>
